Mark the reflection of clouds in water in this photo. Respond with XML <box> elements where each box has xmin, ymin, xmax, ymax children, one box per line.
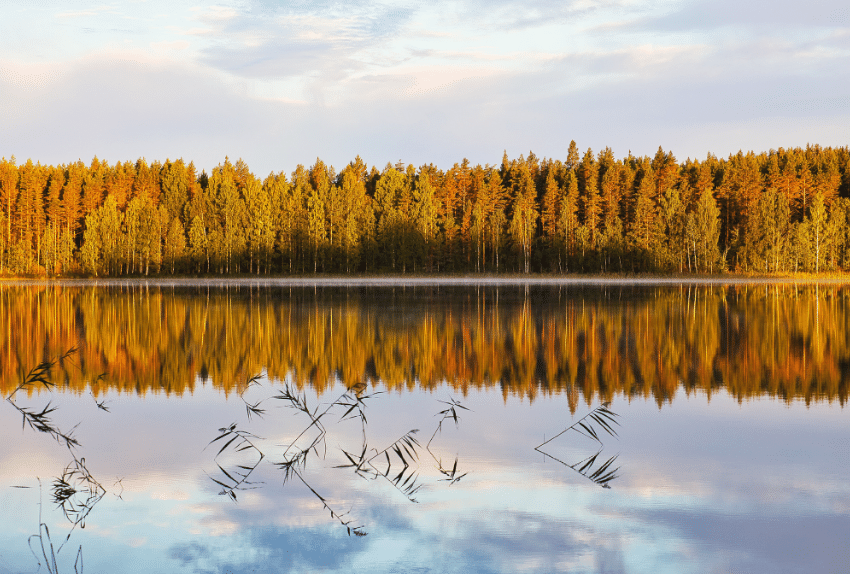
<box><xmin>168</xmin><ymin>526</ymin><xmax>363</xmax><ymax>574</ymax></box>
<box><xmin>2</xmin><ymin>349</ymin><xmax>848</xmax><ymax>574</ymax></box>
<box><xmin>443</xmin><ymin>511</ymin><xmax>592</xmax><ymax>573</ymax></box>
<box><xmin>625</xmin><ymin>508</ymin><xmax>850</xmax><ymax>574</ymax></box>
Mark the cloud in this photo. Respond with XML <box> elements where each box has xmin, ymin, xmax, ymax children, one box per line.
<box><xmin>199</xmin><ymin>33</ymin><xmax>361</xmax><ymax>80</ymax></box>
<box><xmin>3</xmin><ymin>0</ymin><xmax>850</xmax><ymax>176</ymax></box>
<box><xmin>192</xmin><ymin>3</ymin><xmax>419</xmax><ymax>82</ymax></box>
<box><xmin>618</xmin><ymin>0</ymin><xmax>850</xmax><ymax>32</ymax></box>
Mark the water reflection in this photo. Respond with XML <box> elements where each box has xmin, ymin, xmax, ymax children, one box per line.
<box><xmin>3</xmin><ymin>348</ymin><xmax>113</xmax><ymax>574</ymax></box>
<box><xmin>208</xmin><ymin>377</ymin><xmax>480</xmax><ymax>537</ymax></box>
<box><xmin>1</xmin><ymin>282</ymin><xmax>848</xmax><ymax>405</ymax></box>
<box><xmin>1</xmin><ymin>282</ymin><xmax>849</xmax><ymax>574</ymax></box>
<box><xmin>535</xmin><ymin>403</ymin><xmax>620</xmax><ymax>488</ymax></box>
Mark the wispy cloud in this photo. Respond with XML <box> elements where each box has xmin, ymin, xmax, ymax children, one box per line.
<box><xmin>3</xmin><ymin>0</ymin><xmax>850</xmax><ymax>174</ymax></box>
<box><xmin>55</xmin><ymin>5</ymin><xmax>121</xmax><ymax>20</ymax></box>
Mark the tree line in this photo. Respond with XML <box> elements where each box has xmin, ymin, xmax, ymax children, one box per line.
<box><xmin>1</xmin><ymin>143</ymin><xmax>849</xmax><ymax>276</ymax></box>
<box><xmin>1</xmin><ymin>284</ymin><xmax>845</xmax><ymax>406</ymax></box>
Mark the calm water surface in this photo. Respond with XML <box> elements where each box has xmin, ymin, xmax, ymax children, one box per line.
<box><xmin>0</xmin><ymin>281</ymin><xmax>848</xmax><ymax>574</ymax></box>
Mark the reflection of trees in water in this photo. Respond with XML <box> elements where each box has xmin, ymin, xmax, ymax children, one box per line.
<box><xmin>0</xmin><ymin>283</ymin><xmax>848</xmax><ymax>406</ymax></box>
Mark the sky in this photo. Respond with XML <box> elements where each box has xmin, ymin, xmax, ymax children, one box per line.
<box><xmin>1</xmin><ymin>0</ymin><xmax>848</xmax><ymax>176</ymax></box>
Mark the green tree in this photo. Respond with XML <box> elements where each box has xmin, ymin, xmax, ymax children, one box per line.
<box><xmin>374</xmin><ymin>165</ymin><xmax>408</xmax><ymax>271</ymax></box>
<box><xmin>658</xmin><ymin>187</ymin><xmax>686</xmax><ymax>271</ymax></box>
<box><xmin>579</xmin><ymin>148</ymin><xmax>601</xmax><ymax>248</ymax></box>
<box><xmin>80</xmin><ymin>211</ymin><xmax>102</xmax><ymax>276</ymax></box>
<box><xmin>188</xmin><ymin>215</ymin><xmax>209</xmax><ymax>272</ymax></box>
<box><xmin>164</xmin><ymin>216</ymin><xmax>187</xmax><ymax>274</ymax></box>
<box><xmin>808</xmin><ymin>190</ymin><xmax>829</xmax><ymax>273</ymax></box>
<box><xmin>692</xmin><ymin>187</ymin><xmax>723</xmax><ymax>273</ymax></box>
<box><xmin>307</xmin><ymin>184</ymin><xmax>326</xmax><ymax>273</ymax></box>
<box><xmin>244</xmin><ymin>178</ymin><xmax>275</xmax><ymax>274</ymax></box>
<box><xmin>161</xmin><ymin>159</ymin><xmax>190</xmax><ymax>223</ymax></box>
<box><xmin>15</xmin><ymin>159</ymin><xmax>48</xmax><ymax>271</ymax></box>
<box><xmin>338</xmin><ymin>165</ymin><xmax>369</xmax><ymax>272</ymax></box>
<box><xmin>558</xmin><ymin>170</ymin><xmax>580</xmax><ymax>270</ymax></box>
<box><xmin>412</xmin><ymin>170</ymin><xmax>438</xmax><ymax>271</ymax></box>
<box><xmin>98</xmin><ymin>195</ymin><xmax>124</xmax><ymax>275</ymax></box>
<box><xmin>628</xmin><ymin>167</ymin><xmax>658</xmax><ymax>266</ymax></box>
<box><xmin>509</xmin><ymin>165</ymin><xmax>538</xmax><ymax>273</ymax></box>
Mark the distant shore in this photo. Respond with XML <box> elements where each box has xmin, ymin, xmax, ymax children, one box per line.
<box><xmin>3</xmin><ymin>272</ymin><xmax>850</xmax><ymax>287</ymax></box>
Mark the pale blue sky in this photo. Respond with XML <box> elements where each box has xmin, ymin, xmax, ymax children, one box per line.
<box><xmin>1</xmin><ymin>0</ymin><xmax>848</xmax><ymax>175</ymax></box>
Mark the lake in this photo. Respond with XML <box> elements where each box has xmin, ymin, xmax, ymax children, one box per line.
<box><xmin>1</xmin><ymin>280</ymin><xmax>848</xmax><ymax>574</ymax></box>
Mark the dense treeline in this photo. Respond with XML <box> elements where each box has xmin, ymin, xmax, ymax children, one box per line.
<box><xmin>1</xmin><ymin>144</ymin><xmax>849</xmax><ymax>276</ymax></box>
<box><xmin>1</xmin><ymin>284</ymin><xmax>847</xmax><ymax>407</ymax></box>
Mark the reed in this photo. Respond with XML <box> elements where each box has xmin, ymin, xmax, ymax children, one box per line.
<box><xmin>209</xmin><ymin>375</ymin><xmax>475</xmax><ymax>535</ymax></box>
<box><xmin>6</xmin><ymin>349</ymin><xmax>114</xmax><ymax>573</ymax></box>
<box><xmin>535</xmin><ymin>402</ymin><xmax>621</xmax><ymax>488</ymax></box>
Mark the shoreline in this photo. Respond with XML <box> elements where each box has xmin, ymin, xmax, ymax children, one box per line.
<box><xmin>2</xmin><ymin>272</ymin><xmax>850</xmax><ymax>287</ymax></box>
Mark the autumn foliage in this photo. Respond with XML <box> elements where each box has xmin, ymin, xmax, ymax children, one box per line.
<box><xmin>1</xmin><ymin>144</ymin><xmax>849</xmax><ymax>276</ymax></box>
<box><xmin>1</xmin><ymin>283</ymin><xmax>846</xmax><ymax>407</ymax></box>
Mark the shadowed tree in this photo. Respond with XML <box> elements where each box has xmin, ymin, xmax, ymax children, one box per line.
<box><xmin>413</xmin><ymin>170</ymin><xmax>438</xmax><ymax>272</ymax></box>
<box><xmin>558</xmin><ymin>170</ymin><xmax>580</xmax><ymax>270</ymax></box>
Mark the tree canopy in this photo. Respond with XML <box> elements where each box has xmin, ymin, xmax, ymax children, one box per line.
<box><xmin>1</xmin><ymin>145</ymin><xmax>849</xmax><ymax>276</ymax></box>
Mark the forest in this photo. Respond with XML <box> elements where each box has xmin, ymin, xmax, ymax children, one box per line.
<box><xmin>1</xmin><ymin>143</ymin><xmax>849</xmax><ymax>276</ymax></box>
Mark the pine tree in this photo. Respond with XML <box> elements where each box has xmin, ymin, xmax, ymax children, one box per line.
<box><xmin>413</xmin><ymin>170</ymin><xmax>438</xmax><ymax>271</ymax></box>
<box><xmin>62</xmin><ymin>161</ymin><xmax>86</xmax><ymax>243</ymax></box>
<box><xmin>15</xmin><ymin>159</ymin><xmax>48</xmax><ymax>271</ymax></box>
<box><xmin>558</xmin><ymin>170</ymin><xmax>579</xmax><ymax>269</ymax></box>
<box><xmin>83</xmin><ymin>158</ymin><xmax>106</xmax><ymax>216</ymax></box>
<box><xmin>566</xmin><ymin>140</ymin><xmax>580</xmax><ymax>172</ymax></box>
<box><xmin>307</xmin><ymin>185</ymin><xmax>326</xmax><ymax>273</ymax></box>
<box><xmin>0</xmin><ymin>157</ymin><xmax>19</xmax><ymax>272</ymax></box>
<box><xmin>628</xmin><ymin>166</ymin><xmax>658</xmax><ymax>266</ymax></box>
<box><xmin>579</xmin><ymin>148</ymin><xmax>600</xmax><ymax>248</ymax></box>
<box><xmin>540</xmin><ymin>168</ymin><xmax>560</xmax><ymax>255</ymax></box>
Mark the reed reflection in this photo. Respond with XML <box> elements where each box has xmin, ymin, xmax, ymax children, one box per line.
<box><xmin>1</xmin><ymin>283</ymin><xmax>848</xmax><ymax>407</ymax></box>
<box><xmin>208</xmin><ymin>376</ymin><xmax>474</xmax><ymax>536</ymax></box>
<box><xmin>4</xmin><ymin>349</ymin><xmax>115</xmax><ymax>574</ymax></box>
